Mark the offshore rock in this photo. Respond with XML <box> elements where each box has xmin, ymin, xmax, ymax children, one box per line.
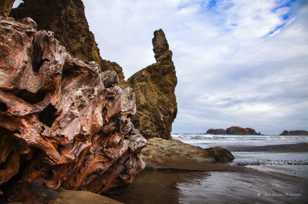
<box><xmin>206</xmin><ymin>128</ymin><xmax>227</xmax><ymax>135</ymax></box>
<box><xmin>0</xmin><ymin>17</ymin><xmax>146</xmax><ymax>199</ymax></box>
<box><xmin>11</xmin><ymin>0</ymin><xmax>124</xmax><ymax>79</ymax></box>
<box><xmin>128</xmin><ymin>29</ymin><xmax>177</xmax><ymax>139</ymax></box>
<box><xmin>207</xmin><ymin>127</ymin><xmax>261</xmax><ymax>135</ymax></box>
<box><xmin>226</xmin><ymin>126</ymin><xmax>261</xmax><ymax>135</ymax></box>
<box><xmin>141</xmin><ymin>138</ymin><xmax>234</xmax><ymax>170</ymax></box>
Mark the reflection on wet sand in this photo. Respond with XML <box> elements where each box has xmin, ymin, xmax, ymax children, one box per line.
<box><xmin>108</xmin><ymin>170</ymin><xmax>204</xmax><ymax>204</ymax></box>
<box><xmin>109</xmin><ymin>169</ymin><xmax>308</xmax><ymax>204</ymax></box>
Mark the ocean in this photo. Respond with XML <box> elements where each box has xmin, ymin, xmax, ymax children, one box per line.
<box><xmin>173</xmin><ymin>134</ymin><xmax>308</xmax><ymax>178</ymax></box>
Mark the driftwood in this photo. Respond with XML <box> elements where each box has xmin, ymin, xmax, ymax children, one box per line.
<box><xmin>0</xmin><ymin>16</ymin><xmax>146</xmax><ymax>199</ymax></box>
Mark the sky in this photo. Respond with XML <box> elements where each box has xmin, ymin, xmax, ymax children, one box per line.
<box><xmin>14</xmin><ymin>0</ymin><xmax>308</xmax><ymax>134</ymax></box>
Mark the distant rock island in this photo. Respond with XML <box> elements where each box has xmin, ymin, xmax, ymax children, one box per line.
<box><xmin>280</xmin><ymin>130</ymin><xmax>308</xmax><ymax>136</ymax></box>
<box><xmin>206</xmin><ymin>128</ymin><xmax>227</xmax><ymax>135</ymax></box>
<box><xmin>207</xmin><ymin>126</ymin><xmax>261</xmax><ymax>135</ymax></box>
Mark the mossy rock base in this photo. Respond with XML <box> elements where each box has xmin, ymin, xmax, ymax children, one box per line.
<box><xmin>141</xmin><ymin>138</ymin><xmax>235</xmax><ymax>171</ymax></box>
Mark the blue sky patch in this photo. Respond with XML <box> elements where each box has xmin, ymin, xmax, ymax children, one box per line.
<box><xmin>205</xmin><ymin>0</ymin><xmax>217</xmax><ymax>9</ymax></box>
<box><xmin>266</xmin><ymin>0</ymin><xmax>298</xmax><ymax>36</ymax></box>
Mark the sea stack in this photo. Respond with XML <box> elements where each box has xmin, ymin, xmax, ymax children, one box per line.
<box><xmin>128</xmin><ymin>29</ymin><xmax>177</xmax><ymax>139</ymax></box>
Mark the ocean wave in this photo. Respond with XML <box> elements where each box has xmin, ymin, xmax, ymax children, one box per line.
<box><xmin>235</xmin><ymin>160</ymin><xmax>308</xmax><ymax>166</ymax></box>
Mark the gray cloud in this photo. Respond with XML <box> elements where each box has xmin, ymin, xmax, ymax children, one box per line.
<box><xmin>82</xmin><ymin>0</ymin><xmax>307</xmax><ymax>134</ymax></box>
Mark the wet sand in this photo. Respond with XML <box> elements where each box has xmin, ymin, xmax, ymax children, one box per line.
<box><xmin>108</xmin><ymin>168</ymin><xmax>308</xmax><ymax>204</ymax></box>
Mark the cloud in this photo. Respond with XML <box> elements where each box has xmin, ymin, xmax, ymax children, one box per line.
<box><xmin>82</xmin><ymin>0</ymin><xmax>308</xmax><ymax>134</ymax></box>
<box><xmin>12</xmin><ymin>0</ymin><xmax>22</xmax><ymax>8</ymax></box>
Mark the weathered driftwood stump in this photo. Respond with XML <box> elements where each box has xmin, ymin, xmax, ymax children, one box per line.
<box><xmin>0</xmin><ymin>16</ymin><xmax>146</xmax><ymax>197</ymax></box>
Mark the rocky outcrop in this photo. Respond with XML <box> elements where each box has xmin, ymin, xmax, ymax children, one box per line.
<box><xmin>141</xmin><ymin>138</ymin><xmax>234</xmax><ymax>170</ymax></box>
<box><xmin>280</xmin><ymin>130</ymin><xmax>308</xmax><ymax>136</ymax></box>
<box><xmin>206</xmin><ymin>128</ymin><xmax>227</xmax><ymax>135</ymax></box>
<box><xmin>11</xmin><ymin>0</ymin><xmax>100</xmax><ymax>63</ymax></box>
<box><xmin>128</xmin><ymin>30</ymin><xmax>177</xmax><ymax>139</ymax></box>
<box><xmin>0</xmin><ymin>0</ymin><xmax>14</xmax><ymax>17</ymax></box>
<box><xmin>11</xmin><ymin>0</ymin><xmax>124</xmax><ymax>79</ymax></box>
<box><xmin>101</xmin><ymin>60</ymin><xmax>125</xmax><ymax>82</ymax></box>
<box><xmin>0</xmin><ymin>17</ymin><xmax>146</xmax><ymax>199</ymax></box>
